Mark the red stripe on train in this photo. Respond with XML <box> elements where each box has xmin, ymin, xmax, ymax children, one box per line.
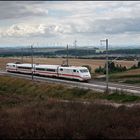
<box><xmin>7</xmin><ymin>69</ymin><xmax>89</xmax><ymax>80</ymax></box>
<box><xmin>37</xmin><ymin>71</ymin><xmax>83</xmax><ymax>79</ymax></box>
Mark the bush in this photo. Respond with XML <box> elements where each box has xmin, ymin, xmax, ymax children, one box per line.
<box><xmin>130</xmin><ymin>64</ymin><xmax>137</xmax><ymax>70</ymax></box>
<box><xmin>95</xmin><ymin>66</ymin><xmax>105</xmax><ymax>74</ymax></box>
<box><xmin>128</xmin><ymin>61</ymin><xmax>140</xmax><ymax>70</ymax></box>
<box><xmin>138</xmin><ymin>61</ymin><xmax>140</xmax><ymax>68</ymax></box>
<box><xmin>95</xmin><ymin>62</ymin><xmax>128</xmax><ymax>74</ymax></box>
<box><xmin>1</xmin><ymin>100</ymin><xmax>140</xmax><ymax>139</ymax></box>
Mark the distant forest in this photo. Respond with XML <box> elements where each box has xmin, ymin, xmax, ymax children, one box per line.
<box><xmin>0</xmin><ymin>48</ymin><xmax>140</xmax><ymax>58</ymax></box>
<box><xmin>107</xmin><ymin>49</ymin><xmax>140</xmax><ymax>54</ymax></box>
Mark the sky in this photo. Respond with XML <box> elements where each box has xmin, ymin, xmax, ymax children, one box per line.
<box><xmin>0</xmin><ymin>1</ymin><xmax>140</xmax><ymax>47</ymax></box>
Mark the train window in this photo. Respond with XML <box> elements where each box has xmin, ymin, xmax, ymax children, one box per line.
<box><xmin>46</xmin><ymin>69</ymin><xmax>55</xmax><ymax>72</ymax></box>
<box><xmin>60</xmin><ymin>68</ymin><xmax>63</xmax><ymax>71</ymax></box>
<box><xmin>25</xmin><ymin>67</ymin><xmax>31</xmax><ymax>69</ymax></box>
<box><xmin>80</xmin><ymin>69</ymin><xmax>88</xmax><ymax>73</ymax></box>
<box><xmin>73</xmin><ymin>69</ymin><xmax>76</xmax><ymax>72</ymax></box>
<box><xmin>36</xmin><ymin>68</ymin><xmax>45</xmax><ymax>71</ymax></box>
<box><xmin>36</xmin><ymin>68</ymin><xmax>55</xmax><ymax>72</ymax></box>
<box><xmin>18</xmin><ymin>66</ymin><xmax>31</xmax><ymax>69</ymax></box>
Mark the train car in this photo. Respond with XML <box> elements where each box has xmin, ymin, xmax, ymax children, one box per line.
<box><xmin>6</xmin><ymin>63</ymin><xmax>17</xmax><ymax>72</ymax></box>
<box><xmin>6</xmin><ymin>63</ymin><xmax>91</xmax><ymax>81</ymax></box>
<box><xmin>35</xmin><ymin>64</ymin><xmax>91</xmax><ymax>81</ymax></box>
<box><xmin>34</xmin><ymin>64</ymin><xmax>59</xmax><ymax>77</ymax></box>
<box><xmin>58</xmin><ymin>66</ymin><xmax>91</xmax><ymax>81</ymax></box>
<box><xmin>6</xmin><ymin>63</ymin><xmax>35</xmax><ymax>74</ymax></box>
<box><xmin>16</xmin><ymin>63</ymin><xmax>36</xmax><ymax>74</ymax></box>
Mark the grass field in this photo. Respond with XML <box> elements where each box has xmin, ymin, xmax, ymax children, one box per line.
<box><xmin>0</xmin><ymin>75</ymin><xmax>140</xmax><ymax>139</ymax></box>
<box><xmin>109</xmin><ymin>68</ymin><xmax>140</xmax><ymax>84</ymax></box>
<box><xmin>0</xmin><ymin>57</ymin><xmax>137</xmax><ymax>72</ymax></box>
<box><xmin>1</xmin><ymin>57</ymin><xmax>140</xmax><ymax>138</ymax></box>
<box><xmin>1</xmin><ymin>57</ymin><xmax>140</xmax><ymax>83</ymax></box>
<box><xmin>0</xmin><ymin>75</ymin><xmax>140</xmax><ymax>103</ymax></box>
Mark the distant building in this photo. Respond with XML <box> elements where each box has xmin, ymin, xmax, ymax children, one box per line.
<box><xmin>95</xmin><ymin>48</ymin><xmax>104</xmax><ymax>53</ymax></box>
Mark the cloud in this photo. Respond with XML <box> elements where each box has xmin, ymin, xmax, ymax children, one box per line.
<box><xmin>0</xmin><ymin>23</ymin><xmax>76</xmax><ymax>38</ymax></box>
<box><xmin>0</xmin><ymin>1</ymin><xmax>48</xmax><ymax>20</ymax></box>
<box><xmin>1</xmin><ymin>16</ymin><xmax>140</xmax><ymax>39</ymax></box>
<box><xmin>0</xmin><ymin>1</ymin><xmax>140</xmax><ymax>46</ymax></box>
<box><xmin>90</xmin><ymin>18</ymin><xmax>140</xmax><ymax>34</ymax></box>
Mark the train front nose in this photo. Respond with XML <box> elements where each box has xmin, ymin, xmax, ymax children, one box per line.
<box><xmin>82</xmin><ymin>74</ymin><xmax>91</xmax><ymax>80</ymax></box>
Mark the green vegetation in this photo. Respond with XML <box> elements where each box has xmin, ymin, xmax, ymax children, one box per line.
<box><xmin>0</xmin><ymin>76</ymin><xmax>139</xmax><ymax>107</ymax></box>
<box><xmin>128</xmin><ymin>62</ymin><xmax>140</xmax><ymax>71</ymax></box>
<box><xmin>95</xmin><ymin>60</ymin><xmax>140</xmax><ymax>85</ymax></box>
<box><xmin>0</xmin><ymin>76</ymin><xmax>140</xmax><ymax>139</ymax></box>
<box><xmin>122</xmin><ymin>79</ymin><xmax>140</xmax><ymax>84</ymax></box>
<box><xmin>56</xmin><ymin>49</ymin><xmax>96</xmax><ymax>56</ymax></box>
<box><xmin>102</xmin><ymin>91</ymin><xmax>140</xmax><ymax>102</ymax></box>
<box><xmin>1</xmin><ymin>99</ymin><xmax>140</xmax><ymax>139</ymax></box>
<box><xmin>95</xmin><ymin>61</ymin><xmax>127</xmax><ymax>74</ymax></box>
<box><xmin>108</xmin><ymin>48</ymin><xmax>140</xmax><ymax>54</ymax></box>
<box><xmin>109</xmin><ymin>72</ymin><xmax>140</xmax><ymax>84</ymax></box>
<box><xmin>95</xmin><ymin>60</ymin><xmax>140</xmax><ymax>75</ymax></box>
<box><xmin>110</xmin><ymin>73</ymin><xmax>140</xmax><ymax>79</ymax></box>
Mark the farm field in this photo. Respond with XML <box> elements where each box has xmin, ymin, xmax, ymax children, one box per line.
<box><xmin>0</xmin><ymin>76</ymin><xmax>140</xmax><ymax>139</ymax></box>
<box><xmin>0</xmin><ymin>57</ymin><xmax>137</xmax><ymax>72</ymax></box>
<box><xmin>109</xmin><ymin>68</ymin><xmax>140</xmax><ymax>84</ymax></box>
<box><xmin>110</xmin><ymin>68</ymin><xmax>140</xmax><ymax>78</ymax></box>
<box><xmin>1</xmin><ymin>57</ymin><xmax>140</xmax><ymax>84</ymax></box>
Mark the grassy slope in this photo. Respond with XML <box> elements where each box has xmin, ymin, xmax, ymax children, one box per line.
<box><xmin>109</xmin><ymin>68</ymin><xmax>140</xmax><ymax>84</ymax></box>
<box><xmin>0</xmin><ymin>76</ymin><xmax>140</xmax><ymax>105</ymax></box>
<box><xmin>0</xmin><ymin>76</ymin><xmax>140</xmax><ymax>139</ymax></box>
<box><xmin>1</xmin><ymin>99</ymin><xmax>140</xmax><ymax>139</ymax></box>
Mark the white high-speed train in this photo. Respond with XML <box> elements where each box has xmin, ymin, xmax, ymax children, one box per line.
<box><xmin>6</xmin><ymin>62</ymin><xmax>91</xmax><ymax>81</ymax></box>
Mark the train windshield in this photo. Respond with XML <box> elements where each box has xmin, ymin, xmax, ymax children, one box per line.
<box><xmin>80</xmin><ymin>69</ymin><xmax>88</xmax><ymax>73</ymax></box>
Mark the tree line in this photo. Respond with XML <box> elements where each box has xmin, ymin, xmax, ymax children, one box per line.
<box><xmin>95</xmin><ymin>61</ymin><xmax>140</xmax><ymax>74</ymax></box>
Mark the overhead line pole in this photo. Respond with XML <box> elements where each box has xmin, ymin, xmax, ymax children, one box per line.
<box><xmin>21</xmin><ymin>48</ymin><xmax>23</xmax><ymax>63</ymax></box>
<box><xmin>66</xmin><ymin>44</ymin><xmax>69</xmax><ymax>66</ymax></box>
<box><xmin>74</xmin><ymin>40</ymin><xmax>77</xmax><ymax>59</ymax></box>
<box><xmin>31</xmin><ymin>45</ymin><xmax>33</xmax><ymax>80</ymax></box>
<box><xmin>100</xmin><ymin>39</ymin><xmax>109</xmax><ymax>93</ymax></box>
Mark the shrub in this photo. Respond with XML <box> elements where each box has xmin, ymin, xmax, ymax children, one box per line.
<box><xmin>95</xmin><ymin>62</ymin><xmax>128</xmax><ymax>74</ymax></box>
<box><xmin>130</xmin><ymin>64</ymin><xmax>137</xmax><ymax>70</ymax></box>
<box><xmin>1</xmin><ymin>100</ymin><xmax>140</xmax><ymax>139</ymax></box>
<box><xmin>138</xmin><ymin>61</ymin><xmax>140</xmax><ymax>68</ymax></box>
<box><xmin>95</xmin><ymin>66</ymin><xmax>105</xmax><ymax>74</ymax></box>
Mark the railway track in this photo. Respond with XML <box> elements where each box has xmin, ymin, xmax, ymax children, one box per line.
<box><xmin>0</xmin><ymin>70</ymin><xmax>140</xmax><ymax>95</ymax></box>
